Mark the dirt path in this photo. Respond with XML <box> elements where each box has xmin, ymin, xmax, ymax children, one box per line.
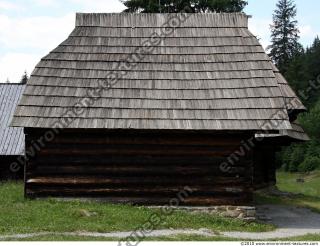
<box><xmin>223</xmin><ymin>205</ymin><xmax>320</xmax><ymax>239</ymax></box>
<box><xmin>0</xmin><ymin>229</ymin><xmax>216</xmax><ymax>240</ymax></box>
<box><xmin>1</xmin><ymin>205</ymin><xmax>319</xmax><ymax>241</ymax></box>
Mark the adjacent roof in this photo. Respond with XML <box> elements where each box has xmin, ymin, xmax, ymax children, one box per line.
<box><xmin>12</xmin><ymin>13</ymin><xmax>302</xmax><ymax>131</ymax></box>
<box><xmin>0</xmin><ymin>83</ymin><xmax>25</xmax><ymax>155</ymax></box>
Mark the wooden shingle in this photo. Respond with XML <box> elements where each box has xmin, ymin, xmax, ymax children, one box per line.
<box><xmin>11</xmin><ymin>13</ymin><xmax>304</xmax><ymax>131</ymax></box>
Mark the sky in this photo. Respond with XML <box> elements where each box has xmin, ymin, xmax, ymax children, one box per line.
<box><xmin>0</xmin><ymin>0</ymin><xmax>319</xmax><ymax>83</ymax></box>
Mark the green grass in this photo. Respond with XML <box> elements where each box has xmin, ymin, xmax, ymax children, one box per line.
<box><xmin>5</xmin><ymin>233</ymin><xmax>320</xmax><ymax>241</ymax></box>
<box><xmin>0</xmin><ymin>182</ymin><xmax>273</xmax><ymax>236</ymax></box>
<box><xmin>144</xmin><ymin>234</ymin><xmax>320</xmax><ymax>241</ymax></box>
<box><xmin>255</xmin><ymin>171</ymin><xmax>320</xmax><ymax>213</ymax></box>
<box><xmin>277</xmin><ymin>171</ymin><xmax>320</xmax><ymax>197</ymax></box>
<box><xmin>2</xmin><ymin>170</ymin><xmax>320</xmax><ymax>241</ymax></box>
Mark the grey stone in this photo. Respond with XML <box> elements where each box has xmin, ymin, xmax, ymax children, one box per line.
<box><xmin>246</xmin><ymin>210</ymin><xmax>256</xmax><ymax>217</ymax></box>
<box><xmin>222</xmin><ymin>210</ymin><xmax>242</xmax><ymax>218</ymax></box>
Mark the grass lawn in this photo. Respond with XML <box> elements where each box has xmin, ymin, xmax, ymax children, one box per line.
<box><xmin>277</xmin><ymin>171</ymin><xmax>320</xmax><ymax>197</ymax></box>
<box><xmin>5</xmin><ymin>233</ymin><xmax>320</xmax><ymax>241</ymax></box>
<box><xmin>0</xmin><ymin>182</ymin><xmax>273</xmax><ymax>237</ymax></box>
<box><xmin>255</xmin><ymin>170</ymin><xmax>320</xmax><ymax>213</ymax></box>
<box><xmin>1</xmin><ymin>171</ymin><xmax>320</xmax><ymax>241</ymax></box>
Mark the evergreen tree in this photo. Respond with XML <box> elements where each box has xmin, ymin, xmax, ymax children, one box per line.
<box><xmin>284</xmin><ymin>36</ymin><xmax>320</xmax><ymax>107</ymax></box>
<box><xmin>20</xmin><ymin>71</ymin><xmax>29</xmax><ymax>84</ymax></box>
<box><xmin>268</xmin><ymin>0</ymin><xmax>300</xmax><ymax>73</ymax></box>
<box><xmin>121</xmin><ymin>0</ymin><xmax>247</xmax><ymax>13</ymax></box>
<box><xmin>277</xmin><ymin>36</ymin><xmax>320</xmax><ymax>173</ymax></box>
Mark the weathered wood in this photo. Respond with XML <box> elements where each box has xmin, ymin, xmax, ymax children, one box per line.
<box><xmin>27</xmin><ymin>176</ymin><xmax>249</xmax><ymax>186</ymax></box>
<box><xmin>37</xmin><ymin>144</ymin><xmax>239</xmax><ymax>156</ymax></box>
<box><xmin>27</xmin><ymin>133</ymin><xmax>246</xmax><ymax>147</ymax></box>
<box><xmin>27</xmin><ymin>165</ymin><xmax>247</xmax><ymax>176</ymax></box>
<box><xmin>25</xmin><ymin>129</ymin><xmax>254</xmax><ymax>205</ymax></box>
<box><xmin>29</xmin><ymin>155</ymin><xmax>249</xmax><ymax>166</ymax></box>
<box><xmin>26</xmin><ymin>186</ymin><xmax>249</xmax><ymax>196</ymax></box>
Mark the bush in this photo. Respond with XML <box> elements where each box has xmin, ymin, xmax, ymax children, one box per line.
<box><xmin>279</xmin><ymin>145</ymin><xmax>307</xmax><ymax>172</ymax></box>
<box><xmin>298</xmin><ymin>156</ymin><xmax>320</xmax><ymax>172</ymax></box>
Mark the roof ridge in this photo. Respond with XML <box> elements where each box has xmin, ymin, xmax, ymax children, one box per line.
<box><xmin>75</xmin><ymin>12</ymin><xmax>249</xmax><ymax>28</ymax></box>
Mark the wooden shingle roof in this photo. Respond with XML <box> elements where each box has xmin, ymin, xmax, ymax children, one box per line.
<box><xmin>0</xmin><ymin>83</ymin><xmax>25</xmax><ymax>155</ymax></box>
<box><xmin>256</xmin><ymin>121</ymin><xmax>310</xmax><ymax>142</ymax></box>
<box><xmin>11</xmin><ymin>13</ymin><xmax>302</xmax><ymax>131</ymax></box>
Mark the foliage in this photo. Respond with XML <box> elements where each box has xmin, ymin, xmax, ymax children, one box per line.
<box><xmin>268</xmin><ymin>0</ymin><xmax>300</xmax><ymax>73</ymax></box>
<box><xmin>284</xmin><ymin>36</ymin><xmax>320</xmax><ymax>107</ymax></box>
<box><xmin>298</xmin><ymin>157</ymin><xmax>320</xmax><ymax>172</ymax></box>
<box><xmin>277</xmin><ymin>36</ymin><xmax>320</xmax><ymax>173</ymax></box>
<box><xmin>281</xmin><ymin>144</ymin><xmax>306</xmax><ymax>172</ymax></box>
<box><xmin>278</xmin><ymin>97</ymin><xmax>320</xmax><ymax>172</ymax></box>
<box><xmin>121</xmin><ymin>0</ymin><xmax>247</xmax><ymax>13</ymax></box>
<box><xmin>20</xmin><ymin>71</ymin><xmax>29</xmax><ymax>84</ymax></box>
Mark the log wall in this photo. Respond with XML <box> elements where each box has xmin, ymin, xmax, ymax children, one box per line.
<box><xmin>0</xmin><ymin>156</ymin><xmax>24</xmax><ymax>180</ymax></box>
<box><xmin>25</xmin><ymin>129</ymin><xmax>255</xmax><ymax>205</ymax></box>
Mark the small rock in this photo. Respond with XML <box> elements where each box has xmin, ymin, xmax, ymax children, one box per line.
<box><xmin>222</xmin><ymin>210</ymin><xmax>241</xmax><ymax>218</ymax></box>
<box><xmin>246</xmin><ymin>210</ymin><xmax>256</xmax><ymax>217</ymax></box>
<box><xmin>217</xmin><ymin>206</ymin><xmax>227</xmax><ymax>211</ymax></box>
<box><xmin>237</xmin><ymin>213</ymin><xmax>245</xmax><ymax>219</ymax></box>
<box><xmin>239</xmin><ymin>206</ymin><xmax>256</xmax><ymax>210</ymax></box>
<box><xmin>78</xmin><ymin>209</ymin><xmax>97</xmax><ymax>217</ymax></box>
<box><xmin>242</xmin><ymin>217</ymin><xmax>256</xmax><ymax>222</ymax></box>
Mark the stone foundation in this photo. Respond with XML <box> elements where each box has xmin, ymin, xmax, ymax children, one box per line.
<box><xmin>148</xmin><ymin>206</ymin><xmax>257</xmax><ymax>221</ymax></box>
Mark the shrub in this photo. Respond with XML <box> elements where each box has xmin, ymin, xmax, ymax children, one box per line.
<box><xmin>298</xmin><ymin>156</ymin><xmax>320</xmax><ymax>172</ymax></box>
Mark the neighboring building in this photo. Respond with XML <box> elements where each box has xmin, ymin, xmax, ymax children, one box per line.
<box><xmin>0</xmin><ymin>83</ymin><xmax>25</xmax><ymax>179</ymax></box>
<box><xmin>12</xmin><ymin>13</ymin><xmax>308</xmax><ymax>205</ymax></box>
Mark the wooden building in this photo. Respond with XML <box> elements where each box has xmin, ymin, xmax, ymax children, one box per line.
<box><xmin>0</xmin><ymin>83</ymin><xmax>25</xmax><ymax>179</ymax></box>
<box><xmin>11</xmin><ymin>13</ymin><xmax>308</xmax><ymax>205</ymax></box>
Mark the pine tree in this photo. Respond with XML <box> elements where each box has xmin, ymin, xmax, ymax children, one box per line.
<box><xmin>121</xmin><ymin>0</ymin><xmax>247</xmax><ymax>13</ymax></box>
<box><xmin>20</xmin><ymin>71</ymin><xmax>29</xmax><ymax>84</ymax></box>
<box><xmin>268</xmin><ymin>0</ymin><xmax>300</xmax><ymax>73</ymax></box>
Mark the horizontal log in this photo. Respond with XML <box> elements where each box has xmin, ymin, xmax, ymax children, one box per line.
<box><xmin>26</xmin><ymin>186</ymin><xmax>248</xmax><ymax>196</ymax></box>
<box><xmin>37</xmin><ymin>144</ymin><xmax>238</xmax><ymax>156</ymax></box>
<box><xmin>26</xmin><ymin>176</ymin><xmax>248</xmax><ymax>186</ymax></box>
<box><xmin>24</xmin><ymin>130</ymin><xmax>255</xmax><ymax>205</ymax></box>
<box><xmin>26</xmin><ymin>130</ymin><xmax>248</xmax><ymax>142</ymax></box>
<box><xmin>35</xmin><ymin>135</ymin><xmax>243</xmax><ymax>147</ymax></box>
<box><xmin>27</xmin><ymin>165</ymin><xmax>247</xmax><ymax>176</ymax></box>
<box><xmin>29</xmin><ymin>155</ymin><xmax>249</xmax><ymax>166</ymax></box>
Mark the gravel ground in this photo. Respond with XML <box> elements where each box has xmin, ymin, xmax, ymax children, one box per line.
<box><xmin>222</xmin><ymin>205</ymin><xmax>320</xmax><ymax>239</ymax></box>
<box><xmin>0</xmin><ymin>229</ymin><xmax>216</xmax><ymax>240</ymax></box>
